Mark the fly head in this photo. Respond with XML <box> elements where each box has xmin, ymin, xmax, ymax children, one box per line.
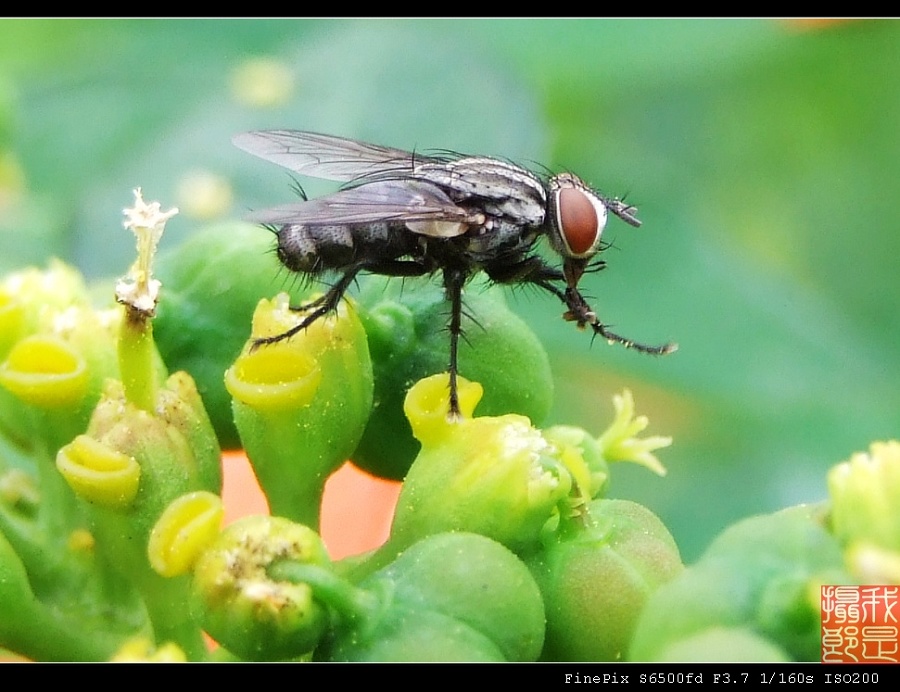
<box><xmin>546</xmin><ymin>172</ymin><xmax>640</xmax><ymax>289</ymax></box>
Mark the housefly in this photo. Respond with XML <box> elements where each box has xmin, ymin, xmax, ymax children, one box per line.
<box><xmin>233</xmin><ymin>130</ymin><xmax>677</xmax><ymax>416</ymax></box>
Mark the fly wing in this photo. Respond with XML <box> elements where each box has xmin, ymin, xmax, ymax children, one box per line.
<box><xmin>246</xmin><ymin>180</ymin><xmax>482</xmax><ymax>238</ymax></box>
<box><xmin>233</xmin><ymin>130</ymin><xmax>442</xmax><ymax>183</ymax></box>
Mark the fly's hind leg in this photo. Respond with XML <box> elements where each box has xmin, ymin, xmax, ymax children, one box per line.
<box><xmin>252</xmin><ymin>264</ymin><xmax>364</xmax><ymax>349</ymax></box>
<box><xmin>252</xmin><ymin>258</ymin><xmax>433</xmax><ymax>349</ymax></box>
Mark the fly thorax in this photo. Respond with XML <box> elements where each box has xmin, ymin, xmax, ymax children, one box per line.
<box><xmin>465</xmin><ymin>219</ymin><xmax>536</xmax><ymax>257</ymax></box>
<box><xmin>418</xmin><ymin>157</ymin><xmax>547</xmax><ymax>226</ymax></box>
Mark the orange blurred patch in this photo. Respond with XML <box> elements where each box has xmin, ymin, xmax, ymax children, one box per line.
<box><xmin>220</xmin><ymin>450</ymin><xmax>270</xmax><ymax>522</ymax></box>
<box><xmin>781</xmin><ymin>19</ymin><xmax>857</xmax><ymax>32</ymax></box>
<box><xmin>219</xmin><ymin>450</ymin><xmax>401</xmax><ymax>560</ymax></box>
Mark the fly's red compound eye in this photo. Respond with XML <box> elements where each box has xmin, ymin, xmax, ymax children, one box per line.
<box><xmin>552</xmin><ymin>180</ymin><xmax>609</xmax><ymax>259</ymax></box>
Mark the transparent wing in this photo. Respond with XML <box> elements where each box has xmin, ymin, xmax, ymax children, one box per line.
<box><xmin>246</xmin><ymin>180</ymin><xmax>482</xmax><ymax>237</ymax></box>
<box><xmin>232</xmin><ymin>130</ymin><xmax>443</xmax><ymax>183</ymax></box>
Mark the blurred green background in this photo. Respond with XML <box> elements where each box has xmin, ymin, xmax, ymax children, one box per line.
<box><xmin>1</xmin><ymin>19</ymin><xmax>897</xmax><ymax>562</ymax></box>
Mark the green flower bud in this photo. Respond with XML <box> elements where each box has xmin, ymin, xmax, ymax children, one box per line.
<box><xmin>109</xmin><ymin>637</ymin><xmax>187</xmax><ymax>662</ymax></box>
<box><xmin>0</xmin><ymin>306</ymin><xmax>127</xmax><ymax>453</ymax></box>
<box><xmin>0</xmin><ymin>262</ymin><xmax>100</xmax><ymax>449</ymax></box>
<box><xmin>630</xmin><ymin>505</ymin><xmax>853</xmax><ymax>662</ymax></box>
<box><xmin>153</xmin><ymin>222</ymin><xmax>305</xmax><ymax>448</ymax></box>
<box><xmin>375</xmin><ymin>374</ymin><xmax>572</xmax><ymax>564</ymax></box>
<box><xmin>191</xmin><ymin>516</ymin><xmax>331</xmax><ymax>661</ymax></box>
<box><xmin>320</xmin><ymin>532</ymin><xmax>545</xmax><ymax>662</ymax></box>
<box><xmin>325</xmin><ymin>607</ymin><xmax>506</xmax><ymax>662</ymax></box>
<box><xmin>62</xmin><ymin>374</ymin><xmax>221</xmax><ymax>549</ymax></box>
<box><xmin>828</xmin><ymin>440</ymin><xmax>900</xmax><ymax>554</ymax></box>
<box><xmin>650</xmin><ymin>626</ymin><xmax>791</xmax><ymax>663</ymax></box>
<box><xmin>0</xmin><ymin>259</ymin><xmax>91</xmax><ymax>352</ymax></box>
<box><xmin>528</xmin><ymin>499</ymin><xmax>682</xmax><ymax>661</ymax></box>
<box><xmin>226</xmin><ymin>293</ymin><xmax>373</xmax><ymax>529</ymax></box>
<box><xmin>56</xmin><ymin>373</ymin><xmax>221</xmax><ymax>660</ymax></box>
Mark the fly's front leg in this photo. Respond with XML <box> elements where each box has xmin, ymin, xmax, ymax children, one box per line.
<box><xmin>487</xmin><ymin>255</ymin><xmax>676</xmax><ymax>356</ymax></box>
<box><xmin>485</xmin><ymin>255</ymin><xmax>569</xmax><ymax>307</ymax></box>
<box><xmin>562</xmin><ymin>285</ymin><xmax>677</xmax><ymax>355</ymax></box>
<box><xmin>484</xmin><ymin>254</ymin><xmax>564</xmax><ymax>286</ymax></box>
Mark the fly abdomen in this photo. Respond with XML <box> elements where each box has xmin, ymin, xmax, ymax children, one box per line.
<box><xmin>277</xmin><ymin>224</ymin><xmax>355</xmax><ymax>273</ymax></box>
<box><xmin>277</xmin><ymin>221</ymin><xmax>410</xmax><ymax>274</ymax></box>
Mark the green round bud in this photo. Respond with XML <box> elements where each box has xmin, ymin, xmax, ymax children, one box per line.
<box><xmin>527</xmin><ymin>498</ymin><xmax>682</xmax><ymax>661</ymax></box>
<box><xmin>192</xmin><ymin>516</ymin><xmax>331</xmax><ymax>661</ymax></box>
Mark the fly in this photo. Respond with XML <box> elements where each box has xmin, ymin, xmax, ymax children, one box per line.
<box><xmin>232</xmin><ymin>130</ymin><xmax>677</xmax><ymax>417</ymax></box>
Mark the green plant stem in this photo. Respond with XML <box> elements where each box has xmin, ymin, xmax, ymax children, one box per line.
<box><xmin>118</xmin><ymin>311</ymin><xmax>157</xmax><ymax>412</ymax></box>
<box><xmin>138</xmin><ymin>573</ymin><xmax>208</xmax><ymax>661</ymax></box>
<box><xmin>0</xmin><ymin>444</ymin><xmax>85</xmax><ymax>593</ymax></box>
<box><xmin>268</xmin><ymin>559</ymin><xmax>382</xmax><ymax>625</ymax></box>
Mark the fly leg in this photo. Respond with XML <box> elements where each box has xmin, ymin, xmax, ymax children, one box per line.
<box><xmin>252</xmin><ymin>259</ymin><xmax>433</xmax><ymax>348</ymax></box>
<box><xmin>252</xmin><ymin>263</ymin><xmax>364</xmax><ymax>348</ymax></box>
<box><xmin>485</xmin><ymin>256</ymin><xmax>676</xmax><ymax>355</ymax></box>
<box><xmin>561</xmin><ymin>285</ymin><xmax>677</xmax><ymax>354</ymax></box>
<box><xmin>443</xmin><ymin>267</ymin><xmax>468</xmax><ymax>419</ymax></box>
<box><xmin>483</xmin><ymin>254</ymin><xmax>565</xmax><ymax>285</ymax></box>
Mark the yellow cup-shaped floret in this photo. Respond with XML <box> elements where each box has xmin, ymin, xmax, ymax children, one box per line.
<box><xmin>225</xmin><ymin>346</ymin><xmax>321</xmax><ymax>411</ymax></box>
<box><xmin>403</xmin><ymin>373</ymin><xmax>483</xmax><ymax>445</ymax></box>
<box><xmin>56</xmin><ymin>434</ymin><xmax>141</xmax><ymax>509</ymax></box>
<box><xmin>0</xmin><ymin>335</ymin><xmax>89</xmax><ymax>408</ymax></box>
<box><xmin>148</xmin><ymin>491</ymin><xmax>224</xmax><ymax>577</ymax></box>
